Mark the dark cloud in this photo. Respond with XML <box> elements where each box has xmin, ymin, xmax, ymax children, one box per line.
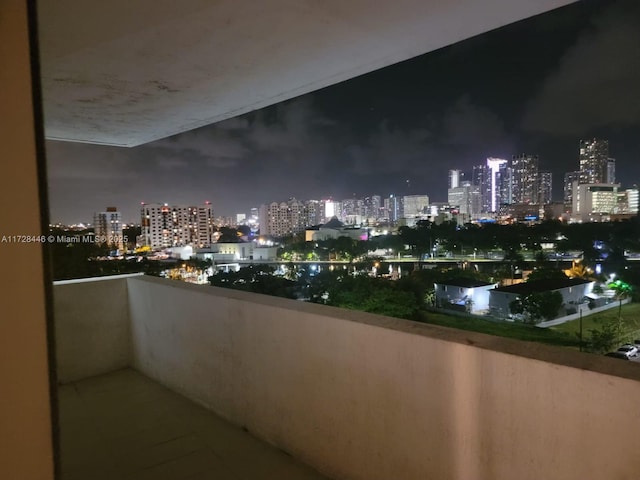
<box><xmin>522</xmin><ymin>0</ymin><xmax>640</xmax><ymax>135</ymax></box>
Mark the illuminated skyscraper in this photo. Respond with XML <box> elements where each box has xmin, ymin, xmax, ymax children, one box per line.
<box><xmin>625</xmin><ymin>188</ymin><xmax>639</xmax><ymax>214</ymax></box>
<box><xmin>448</xmin><ymin>181</ymin><xmax>481</xmax><ymax>218</ymax></box>
<box><xmin>472</xmin><ymin>159</ymin><xmax>511</xmax><ymax>213</ymax></box>
<box><xmin>93</xmin><ymin>207</ymin><xmax>123</xmax><ymax>250</ymax></box>
<box><xmin>363</xmin><ymin>195</ymin><xmax>382</xmax><ymax>223</ymax></box>
<box><xmin>607</xmin><ymin>158</ymin><xmax>616</xmax><ymax>184</ymax></box>
<box><xmin>511</xmin><ymin>154</ymin><xmax>539</xmax><ymax>204</ymax></box>
<box><xmin>579</xmin><ymin>139</ymin><xmax>609</xmax><ymax>184</ymax></box>
<box><xmin>384</xmin><ymin>195</ymin><xmax>403</xmax><ymax>223</ymax></box>
<box><xmin>487</xmin><ymin>158</ymin><xmax>509</xmax><ymax>212</ymax></box>
<box><xmin>305</xmin><ymin>200</ymin><xmax>322</xmax><ymax>226</ymax></box>
<box><xmin>538</xmin><ymin>171</ymin><xmax>552</xmax><ymax>205</ymax></box>
<box><xmin>564</xmin><ymin>171</ymin><xmax>580</xmax><ymax>211</ymax></box>
<box><xmin>403</xmin><ymin>195</ymin><xmax>430</xmax><ymax>218</ymax></box>
<box><xmin>141</xmin><ymin>202</ymin><xmax>214</xmax><ymax>248</ymax></box>
<box><xmin>258</xmin><ymin>198</ymin><xmax>308</xmax><ymax>237</ymax></box>
<box><xmin>472</xmin><ymin>164</ymin><xmax>490</xmax><ymax>212</ymax></box>
<box><xmin>448</xmin><ymin>169</ymin><xmax>462</xmax><ymax>189</ymax></box>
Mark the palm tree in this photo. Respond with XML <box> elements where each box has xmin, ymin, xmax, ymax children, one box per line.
<box><xmin>608</xmin><ymin>279</ymin><xmax>632</xmax><ymax>322</ymax></box>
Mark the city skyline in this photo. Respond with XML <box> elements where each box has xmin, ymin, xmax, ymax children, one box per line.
<box><xmin>45</xmin><ymin>0</ymin><xmax>640</xmax><ymax>224</ymax></box>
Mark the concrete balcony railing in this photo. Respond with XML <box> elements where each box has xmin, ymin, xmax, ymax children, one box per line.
<box><xmin>53</xmin><ymin>274</ymin><xmax>640</xmax><ymax>479</ymax></box>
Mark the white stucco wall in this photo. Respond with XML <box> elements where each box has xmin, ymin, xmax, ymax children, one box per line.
<box><xmin>435</xmin><ymin>283</ymin><xmax>496</xmax><ymax>313</ymax></box>
<box><xmin>490</xmin><ymin>282</ymin><xmax>595</xmax><ymax>319</ymax></box>
<box><xmin>53</xmin><ymin>275</ymin><xmax>137</xmax><ymax>382</ymax></box>
<box><xmin>126</xmin><ymin>275</ymin><xmax>640</xmax><ymax>480</ymax></box>
<box><xmin>471</xmin><ymin>285</ymin><xmax>494</xmax><ymax>312</ymax></box>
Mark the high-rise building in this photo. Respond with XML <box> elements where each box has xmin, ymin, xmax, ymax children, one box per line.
<box><xmin>403</xmin><ymin>195</ymin><xmax>430</xmax><ymax>219</ymax></box>
<box><xmin>258</xmin><ymin>198</ymin><xmax>309</xmax><ymax>237</ymax></box>
<box><xmin>448</xmin><ymin>169</ymin><xmax>462</xmax><ymax>189</ymax></box>
<box><xmin>384</xmin><ymin>195</ymin><xmax>403</xmax><ymax>223</ymax></box>
<box><xmin>538</xmin><ymin>171</ymin><xmax>552</xmax><ymax>205</ymax></box>
<box><xmin>93</xmin><ymin>207</ymin><xmax>123</xmax><ymax>250</ymax></box>
<box><xmin>579</xmin><ymin>139</ymin><xmax>609</xmax><ymax>185</ymax></box>
<box><xmin>305</xmin><ymin>200</ymin><xmax>322</xmax><ymax>226</ymax></box>
<box><xmin>573</xmin><ymin>183</ymin><xmax>620</xmax><ymax>220</ymax></box>
<box><xmin>472</xmin><ymin>159</ymin><xmax>511</xmax><ymax>213</ymax></box>
<box><xmin>141</xmin><ymin>202</ymin><xmax>214</xmax><ymax>249</ymax></box>
<box><xmin>564</xmin><ymin>171</ymin><xmax>580</xmax><ymax>211</ymax></box>
<box><xmin>607</xmin><ymin>158</ymin><xmax>616</xmax><ymax>184</ymax></box>
<box><xmin>340</xmin><ymin>197</ymin><xmax>364</xmax><ymax>225</ymax></box>
<box><xmin>472</xmin><ymin>164</ymin><xmax>490</xmax><ymax>213</ymax></box>
<box><xmin>447</xmin><ymin>181</ymin><xmax>481</xmax><ymax>218</ymax></box>
<box><xmin>487</xmin><ymin>158</ymin><xmax>509</xmax><ymax>212</ymax></box>
<box><xmin>625</xmin><ymin>188</ymin><xmax>639</xmax><ymax>214</ymax></box>
<box><xmin>499</xmin><ymin>164</ymin><xmax>513</xmax><ymax>207</ymax></box>
<box><xmin>511</xmin><ymin>154</ymin><xmax>539</xmax><ymax>204</ymax></box>
<box><xmin>363</xmin><ymin>195</ymin><xmax>382</xmax><ymax>223</ymax></box>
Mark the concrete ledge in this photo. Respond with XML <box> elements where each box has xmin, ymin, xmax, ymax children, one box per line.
<box><xmin>126</xmin><ymin>275</ymin><xmax>640</xmax><ymax>480</ymax></box>
<box><xmin>130</xmin><ymin>275</ymin><xmax>640</xmax><ymax>383</ymax></box>
<box><xmin>54</xmin><ymin>276</ymin><xmax>132</xmax><ymax>383</ymax></box>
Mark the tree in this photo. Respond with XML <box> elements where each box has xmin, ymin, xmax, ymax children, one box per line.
<box><xmin>217</xmin><ymin>227</ymin><xmax>241</xmax><ymax>243</ymax></box>
<box><xmin>526</xmin><ymin>268</ymin><xmax>568</xmax><ymax>283</ymax></box>
<box><xmin>509</xmin><ymin>291</ymin><xmax>563</xmax><ymax>324</ymax></box>
<box><xmin>209</xmin><ymin>265</ymin><xmax>296</xmax><ymax>299</ymax></box>
<box><xmin>309</xmin><ymin>273</ymin><xmax>421</xmax><ymax>319</ymax></box>
<box><xmin>587</xmin><ymin>320</ymin><xmax>619</xmax><ymax>354</ymax></box>
<box><xmin>608</xmin><ymin>279</ymin><xmax>632</xmax><ymax>323</ymax></box>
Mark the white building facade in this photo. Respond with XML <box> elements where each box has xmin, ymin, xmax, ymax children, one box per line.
<box><xmin>141</xmin><ymin>203</ymin><xmax>214</xmax><ymax>249</ymax></box>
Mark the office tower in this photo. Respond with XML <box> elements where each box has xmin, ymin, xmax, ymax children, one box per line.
<box><xmin>371</xmin><ymin>195</ymin><xmax>382</xmax><ymax>220</ymax></box>
<box><xmin>625</xmin><ymin>188</ymin><xmax>639</xmax><ymax>214</ymax></box>
<box><xmin>564</xmin><ymin>171</ymin><xmax>580</xmax><ymax>211</ymax></box>
<box><xmin>363</xmin><ymin>195</ymin><xmax>382</xmax><ymax>223</ymax></box>
<box><xmin>573</xmin><ymin>184</ymin><xmax>620</xmax><ymax>219</ymax></box>
<box><xmin>93</xmin><ymin>207</ymin><xmax>123</xmax><ymax>250</ymax></box>
<box><xmin>340</xmin><ymin>197</ymin><xmax>365</xmax><ymax>224</ymax></box>
<box><xmin>448</xmin><ymin>169</ymin><xmax>462</xmax><ymax>189</ymax></box>
<box><xmin>448</xmin><ymin>181</ymin><xmax>481</xmax><ymax>218</ymax></box>
<box><xmin>473</xmin><ymin>159</ymin><xmax>510</xmax><ymax>213</ymax></box>
<box><xmin>384</xmin><ymin>195</ymin><xmax>403</xmax><ymax>223</ymax></box>
<box><xmin>499</xmin><ymin>164</ymin><xmax>513</xmax><ymax>207</ymax></box>
<box><xmin>511</xmin><ymin>154</ymin><xmax>539</xmax><ymax>204</ymax></box>
<box><xmin>472</xmin><ymin>164</ymin><xmax>490</xmax><ymax>213</ymax></box>
<box><xmin>141</xmin><ymin>202</ymin><xmax>214</xmax><ymax>249</ymax></box>
<box><xmin>607</xmin><ymin>158</ymin><xmax>616</xmax><ymax>184</ymax></box>
<box><xmin>487</xmin><ymin>158</ymin><xmax>509</xmax><ymax>212</ymax></box>
<box><xmin>341</xmin><ymin>198</ymin><xmax>357</xmax><ymax>218</ymax></box>
<box><xmin>403</xmin><ymin>195</ymin><xmax>430</xmax><ymax>218</ymax></box>
<box><xmin>538</xmin><ymin>171</ymin><xmax>552</xmax><ymax>205</ymax></box>
<box><xmin>579</xmin><ymin>139</ymin><xmax>609</xmax><ymax>185</ymax></box>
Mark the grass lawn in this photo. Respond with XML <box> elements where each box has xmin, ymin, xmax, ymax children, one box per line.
<box><xmin>551</xmin><ymin>301</ymin><xmax>640</xmax><ymax>342</ymax></box>
<box><xmin>417</xmin><ymin>310</ymin><xmax>580</xmax><ymax>348</ymax></box>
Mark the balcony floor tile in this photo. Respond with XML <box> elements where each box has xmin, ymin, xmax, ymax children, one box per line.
<box><xmin>58</xmin><ymin>368</ymin><xmax>332</xmax><ymax>480</ymax></box>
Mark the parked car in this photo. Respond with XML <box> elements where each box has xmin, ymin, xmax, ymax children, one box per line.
<box><xmin>605</xmin><ymin>352</ymin><xmax>631</xmax><ymax>360</ymax></box>
<box><xmin>616</xmin><ymin>345</ymin><xmax>639</xmax><ymax>358</ymax></box>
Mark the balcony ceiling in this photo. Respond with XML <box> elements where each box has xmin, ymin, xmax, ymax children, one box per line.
<box><xmin>39</xmin><ymin>0</ymin><xmax>574</xmax><ymax>147</ymax></box>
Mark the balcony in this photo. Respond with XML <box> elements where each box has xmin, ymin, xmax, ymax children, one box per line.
<box><xmin>54</xmin><ymin>274</ymin><xmax>640</xmax><ymax>479</ymax></box>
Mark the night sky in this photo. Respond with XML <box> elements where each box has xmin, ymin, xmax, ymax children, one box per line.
<box><xmin>46</xmin><ymin>0</ymin><xmax>640</xmax><ymax>224</ymax></box>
